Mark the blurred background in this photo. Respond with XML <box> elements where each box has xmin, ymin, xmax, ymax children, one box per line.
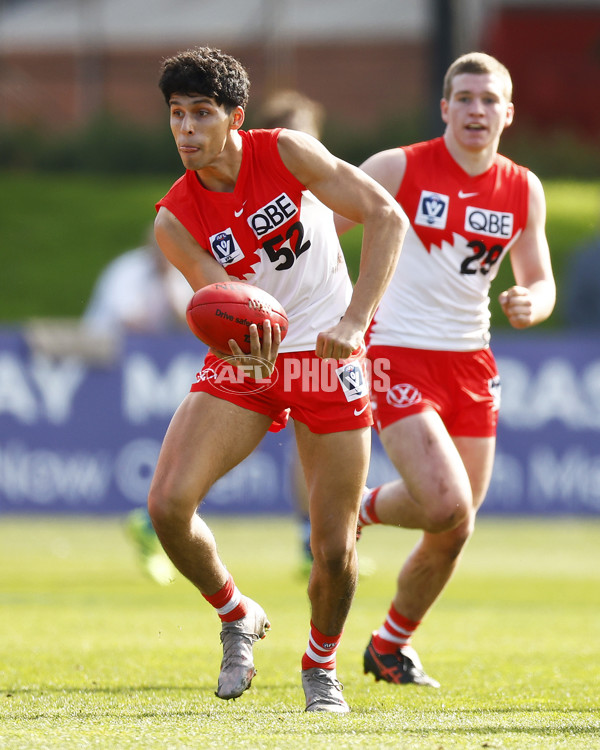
<box><xmin>1</xmin><ymin>0</ymin><xmax>600</xmax><ymax>519</ymax></box>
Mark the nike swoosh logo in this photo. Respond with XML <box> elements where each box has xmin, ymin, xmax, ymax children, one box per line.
<box><xmin>234</xmin><ymin>201</ymin><xmax>247</xmax><ymax>218</ymax></box>
<box><xmin>354</xmin><ymin>403</ymin><xmax>369</xmax><ymax>416</ymax></box>
<box><xmin>458</xmin><ymin>191</ymin><xmax>478</xmax><ymax>199</ymax></box>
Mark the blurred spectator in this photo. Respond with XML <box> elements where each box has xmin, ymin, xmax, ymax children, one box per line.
<box><xmin>564</xmin><ymin>239</ymin><xmax>600</xmax><ymax>329</ymax></box>
<box><xmin>83</xmin><ymin>225</ymin><xmax>190</xmax><ymax>335</ymax></box>
<box><xmin>256</xmin><ymin>89</ymin><xmax>325</xmax><ymax>140</ymax></box>
<box><xmin>85</xmin><ymin>225</ymin><xmax>191</xmax><ymax>585</ymax></box>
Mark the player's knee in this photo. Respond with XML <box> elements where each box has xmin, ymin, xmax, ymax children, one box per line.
<box><xmin>423</xmin><ymin>488</ymin><xmax>472</xmax><ymax>533</ymax></box>
<box><xmin>146</xmin><ymin>488</ymin><xmax>171</xmax><ymax>531</ymax></box>
<box><xmin>147</xmin><ymin>484</ymin><xmax>195</xmax><ymax>533</ymax></box>
<box><xmin>453</xmin><ymin>508</ymin><xmax>475</xmax><ymax>542</ymax></box>
<box><xmin>311</xmin><ymin>534</ymin><xmax>355</xmax><ymax>576</ymax></box>
<box><xmin>437</xmin><ymin>512</ymin><xmax>476</xmax><ymax>561</ymax></box>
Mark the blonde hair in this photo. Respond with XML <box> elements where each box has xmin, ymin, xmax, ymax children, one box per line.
<box><xmin>443</xmin><ymin>52</ymin><xmax>513</xmax><ymax>102</ymax></box>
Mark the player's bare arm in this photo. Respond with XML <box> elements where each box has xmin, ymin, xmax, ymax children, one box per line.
<box><xmin>155</xmin><ymin>206</ymin><xmax>229</xmax><ymax>289</ymax></box>
<box><xmin>277</xmin><ymin>130</ymin><xmax>408</xmax><ymax>358</ymax></box>
<box><xmin>499</xmin><ymin>172</ymin><xmax>556</xmax><ymax>329</ymax></box>
<box><xmin>334</xmin><ymin>148</ymin><xmax>407</xmax><ymax>236</ymax></box>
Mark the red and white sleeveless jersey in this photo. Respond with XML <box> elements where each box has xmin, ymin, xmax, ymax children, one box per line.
<box><xmin>369</xmin><ymin>137</ymin><xmax>530</xmax><ymax>351</ymax></box>
<box><xmin>156</xmin><ymin>128</ymin><xmax>351</xmax><ymax>352</ymax></box>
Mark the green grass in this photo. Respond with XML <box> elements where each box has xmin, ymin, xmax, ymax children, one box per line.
<box><xmin>1</xmin><ymin>171</ymin><xmax>599</xmax><ymax>327</ymax></box>
<box><xmin>1</xmin><ymin>516</ymin><xmax>599</xmax><ymax>749</ymax></box>
<box><xmin>1</xmin><ymin>173</ymin><xmax>173</xmax><ymax>322</ymax></box>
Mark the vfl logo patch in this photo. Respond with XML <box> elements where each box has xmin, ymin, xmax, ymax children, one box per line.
<box><xmin>248</xmin><ymin>193</ymin><xmax>298</xmax><ymax>238</ymax></box>
<box><xmin>336</xmin><ymin>362</ymin><xmax>368</xmax><ymax>403</ymax></box>
<box><xmin>209</xmin><ymin>229</ymin><xmax>244</xmax><ymax>266</ymax></box>
<box><xmin>415</xmin><ymin>191</ymin><xmax>449</xmax><ymax>229</ymax></box>
<box><xmin>465</xmin><ymin>207</ymin><xmax>513</xmax><ymax>239</ymax></box>
<box><xmin>488</xmin><ymin>375</ymin><xmax>501</xmax><ymax>410</ymax></box>
<box><xmin>386</xmin><ymin>383</ymin><xmax>422</xmax><ymax>408</ymax></box>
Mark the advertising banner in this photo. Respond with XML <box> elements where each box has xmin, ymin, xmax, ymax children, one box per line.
<box><xmin>0</xmin><ymin>328</ymin><xmax>598</xmax><ymax>515</ymax></box>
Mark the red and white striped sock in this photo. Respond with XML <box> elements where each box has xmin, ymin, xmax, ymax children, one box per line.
<box><xmin>202</xmin><ymin>573</ymin><xmax>247</xmax><ymax>623</ymax></box>
<box><xmin>301</xmin><ymin>621</ymin><xmax>343</xmax><ymax>671</ymax></box>
<box><xmin>371</xmin><ymin>604</ymin><xmax>420</xmax><ymax>654</ymax></box>
<box><xmin>358</xmin><ymin>486</ymin><xmax>382</xmax><ymax>527</ymax></box>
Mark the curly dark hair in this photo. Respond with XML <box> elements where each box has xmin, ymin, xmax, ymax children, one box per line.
<box><xmin>158</xmin><ymin>46</ymin><xmax>250</xmax><ymax>111</ymax></box>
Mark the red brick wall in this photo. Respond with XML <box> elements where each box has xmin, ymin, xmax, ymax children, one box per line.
<box><xmin>0</xmin><ymin>39</ymin><xmax>428</xmax><ymax>133</ymax></box>
<box><xmin>485</xmin><ymin>7</ymin><xmax>600</xmax><ymax>140</ymax></box>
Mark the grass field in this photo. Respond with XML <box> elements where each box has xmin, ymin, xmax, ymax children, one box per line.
<box><xmin>1</xmin><ymin>515</ymin><xmax>599</xmax><ymax>749</ymax></box>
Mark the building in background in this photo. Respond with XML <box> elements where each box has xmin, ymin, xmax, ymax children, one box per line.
<box><xmin>483</xmin><ymin>0</ymin><xmax>600</xmax><ymax>141</ymax></box>
<box><xmin>0</xmin><ymin>0</ymin><xmax>436</xmax><ymax>134</ymax></box>
<box><xmin>0</xmin><ymin>1</ymin><xmax>567</xmax><ymax>135</ymax></box>
<box><xmin>1</xmin><ymin>1</ymin><xmax>597</xmax><ymax>146</ymax></box>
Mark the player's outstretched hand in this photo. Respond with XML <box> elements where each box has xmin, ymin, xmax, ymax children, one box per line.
<box><xmin>228</xmin><ymin>320</ymin><xmax>281</xmax><ymax>378</ymax></box>
<box><xmin>498</xmin><ymin>286</ymin><xmax>535</xmax><ymax>329</ymax></box>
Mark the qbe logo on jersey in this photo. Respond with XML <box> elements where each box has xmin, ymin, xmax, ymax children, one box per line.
<box><xmin>209</xmin><ymin>229</ymin><xmax>244</xmax><ymax>266</ymax></box>
<box><xmin>415</xmin><ymin>191</ymin><xmax>449</xmax><ymax>230</ymax></box>
<box><xmin>248</xmin><ymin>193</ymin><xmax>298</xmax><ymax>238</ymax></box>
<box><xmin>335</xmin><ymin>362</ymin><xmax>368</xmax><ymax>402</ymax></box>
<box><xmin>465</xmin><ymin>207</ymin><xmax>513</xmax><ymax>239</ymax></box>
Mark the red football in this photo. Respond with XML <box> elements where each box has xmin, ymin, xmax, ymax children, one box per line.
<box><xmin>186</xmin><ymin>281</ymin><xmax>288</xmax><ymax>354</ymax></box>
